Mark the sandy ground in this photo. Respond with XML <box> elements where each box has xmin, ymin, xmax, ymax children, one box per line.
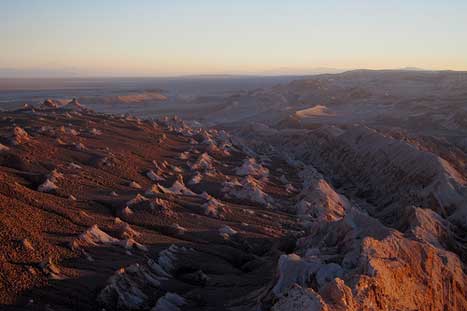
<box><xmin>0</xmin><ymin>106</ymin><xmax>301</xmax><ymax>310</ymax></box>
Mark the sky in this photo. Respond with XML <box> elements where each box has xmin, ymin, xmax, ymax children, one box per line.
<box><xmin>1</xmin><ymin>0</ymin><xmax>467</xmax><ymax>77</ymax></box>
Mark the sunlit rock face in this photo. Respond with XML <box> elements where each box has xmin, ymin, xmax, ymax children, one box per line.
<box><xmin>233</xmin><ymin>119</ymin><xmax>467</xmax><ymax>311</ymax></box>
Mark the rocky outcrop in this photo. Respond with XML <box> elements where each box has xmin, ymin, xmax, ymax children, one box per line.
<box><xmin>236</xmin><ymin>123</ymin><xmax>467</xmax><ymax>311</ymax></box>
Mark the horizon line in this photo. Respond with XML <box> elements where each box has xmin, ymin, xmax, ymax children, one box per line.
<box><xmin>1</xmin><ymin>67</ymin><xmax>467</xmax><ymax>80</ymax></box>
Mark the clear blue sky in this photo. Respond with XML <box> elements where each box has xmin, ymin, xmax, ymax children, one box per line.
<box><xmin>1</xmin><ymin>0</ymin><xmax>466</xmax><ymax>76</ymax></box>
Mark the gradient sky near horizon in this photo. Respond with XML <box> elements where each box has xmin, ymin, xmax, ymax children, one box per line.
<box><xmin>1</xmin><ymin>0</ymin><xmax>467</xmax><ymax>76</ymax></box>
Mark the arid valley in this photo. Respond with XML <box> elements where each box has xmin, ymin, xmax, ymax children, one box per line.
<box><xmin>0</xmin><ymin>69</ymin><xmax>466</xmax><ymax>310</ymax></box>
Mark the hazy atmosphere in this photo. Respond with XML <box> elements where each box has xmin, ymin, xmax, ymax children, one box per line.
<box><xmin>1</xmin><ymin>2</ymin><xmax>467</xmax><ymax>311</ymax></box>
<box><xmin>2</xmin><ymin>0</ymin><xmax>467</xmax><ymax>77</ymax></box>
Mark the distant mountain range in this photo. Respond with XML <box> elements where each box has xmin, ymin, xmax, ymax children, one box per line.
<box><xmin>0</xmin><ymin>67</ymin><xmax>435</xmax><ymax>78</ymax></box>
